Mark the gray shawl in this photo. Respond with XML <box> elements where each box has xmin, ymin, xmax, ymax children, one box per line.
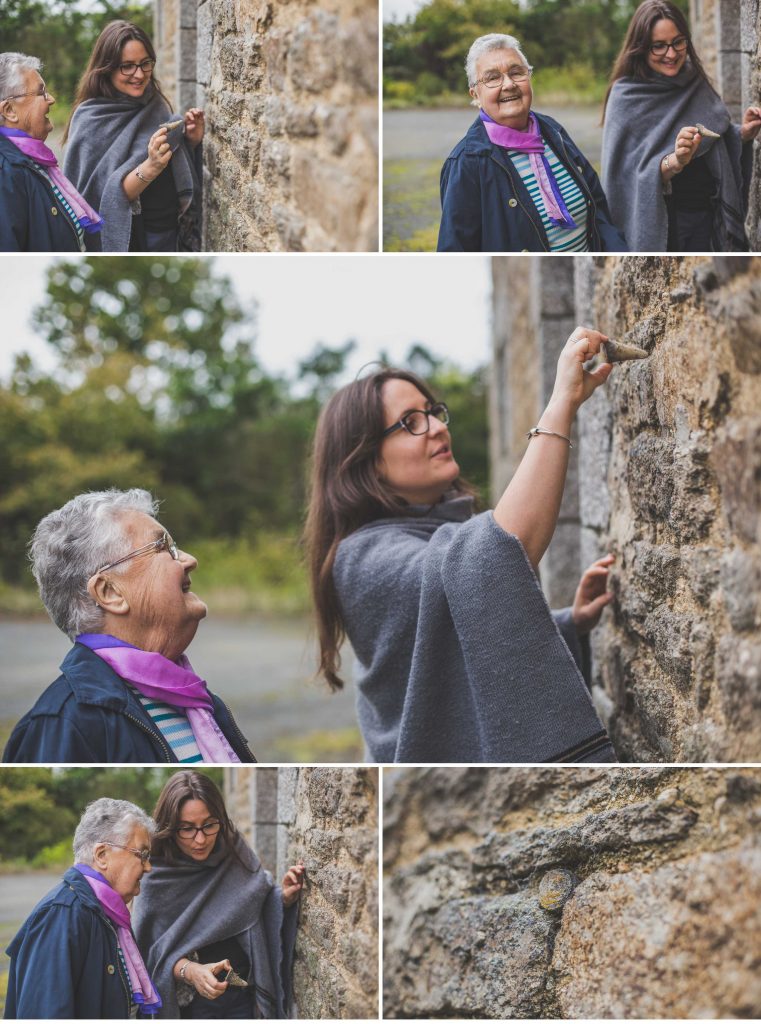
<box><xmin>333</xmin><ymin>495</ymin><xmax>616</xmax><ymax>764</ymax></box>
<box><xmin>601</xmin><ymin>64</ymin><xmax>750</xmax><ymax>251</ymax></box>
<box><xmin>132</xmin><ymin>833</ymin><xmax>297</xmax><ymax>1019</ymax></box>
<box><xmin>62</xmin><ymin>84</ymin><xmax>200</xmax><ymax>253</ymax></box>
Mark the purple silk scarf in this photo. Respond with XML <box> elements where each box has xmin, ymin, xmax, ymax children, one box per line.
<box><xmin>75</xmin><ymin>633</ymin><xmax>240</xmax><ymax>763</ymax></box>
<box><xmin>0</xmin><ymin>127</ymin><xmax>103</xmax><ymax>232</ymax></box>
<box><xmin>479</xmin><ymin>110</ymin><xmax>577</xmax><ymax>229</ymax></box>
<box><xmin>74</xmin><ymin>863</ymin><xmax>162</xmax><ymax>1014</ymax></box>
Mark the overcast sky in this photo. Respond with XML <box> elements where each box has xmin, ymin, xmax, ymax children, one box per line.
<box><xmin>0</xmin><ymin>254</ymin><xmax>492</xmax><ymax>384</ymax></box>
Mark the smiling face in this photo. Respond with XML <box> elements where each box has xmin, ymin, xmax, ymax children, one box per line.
<box><xmin>174</xmin><ymin>799</ymin><xmax>220</xmax><ymax>862</ymax></box>
<box><xmin>104</xmin><ymin>511</ymin><xmax>207</xmax><ymax>660</ymax></box>
<box><xmin>646</xmin><ymin>18</ymin><xmax>688</xmax><ymax>76</ymax></box>
<box><xmin>470</xmin><ymin>47</ymin><xmax>532</xmax><ymax>129</ymax></box>
<box><xmin>110</xmin><ymin>38</ymin><xmax>153</xmax><ymax>98</ymax></box>
<box><xmin>96</xmin><ymin>825</ymin><xmax>152</xmax><ymax>901</ymax></box>
<box><xmin>1</xmin><ymin>68</ymin><xmax>55</xmax><ymax>140</ymax></box>
<box><xmin>377</xmin><ymin>379</ymin><xmax>460</xmax><ymax>506</ymax></box>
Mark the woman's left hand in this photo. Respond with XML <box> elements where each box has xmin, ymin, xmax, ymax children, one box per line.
<box><xmin>572</xmin><ymin>554</ymin><xmax>615</xmax><ymax>635</ymax></box>
<box><xmin>740</xmin><ymin>106</ymin><xmax>761</xmax><ymax>143</ymax></box>
<box><xmin>184</xmin><ymin>108</ymin><xmax>205</xmax><ymax>147</ymax></box>
<box><xmin>282</xmin><ymin>863</ymin><xmax>305</xmax><ymax>907</ymax></box>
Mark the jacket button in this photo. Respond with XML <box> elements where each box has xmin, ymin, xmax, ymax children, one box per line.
<box><xmin>508</xmin><ymin>198</ymin><xmax>518</xmax><ymax>208</ymax></box>
<box><xmin>107</xmin><ymin>964</ymin><xmax>115</xmax><ymax>974</ymax></box>
<box><xmin>51</xmin><ymin>207</ymin><xmax>58</xmax><ymax>215</ymax></box>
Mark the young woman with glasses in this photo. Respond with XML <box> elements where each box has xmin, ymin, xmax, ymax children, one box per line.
<box><xmin>62</xmin><ymin>20</ymin><xmax>204</xmax><ymax>252</ymax></box>
<box><xmin>133</xmin><ymin>771</ymin><xmax>304</xmax><ymax>1019</ymax></box>
<box><xmin>602</xmin><ymin>0</ymin><xmax>761</xmax><ymax>252</ymax></box>
<box><xmin>304</xmin><ymin>331</ymin><xmax>620</xmax><ymax>764</ymax></box>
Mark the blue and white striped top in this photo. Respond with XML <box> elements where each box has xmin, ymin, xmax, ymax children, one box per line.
<box><xmin>508</xmin><ymin>144</ymin><xmax>588</xmax><ymax>251</ymax></box>
<box><xmin>131</xmin><ymin>689</ymin><xmax>203</xmax><ymax>763</ymax></box>
<box><xmin>37</xmin><ymin>166</ymin><xmax>86</xmax><ymax>252</ymax></box>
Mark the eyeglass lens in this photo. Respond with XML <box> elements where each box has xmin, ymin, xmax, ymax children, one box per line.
<box><xmin>120</xmin><ymin>59</ymin><xmax>155</xmax><ymax>75</ymax></box>
<box><xmin>650</xmin><ymin>36</ymin><xmax>688</xmax><ymax>53</ymax></box>
<box><xmin>482</xmin><ymin>68</ymin><xmax>529</xmax><ymax>86</ymax></box>
<box><xmin>177</xmin><ymin>821</ymin><xmax>221</xmax><ymax>838</ymax></box>
<box><xmin>403</xmin><ymin>404</ymin><xmax>449</xmax><ymax>435</ymax></box>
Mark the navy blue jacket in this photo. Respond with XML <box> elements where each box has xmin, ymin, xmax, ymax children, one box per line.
<box><xmin>3</xmin><ymin>642</ymin><xmax>256</xmax><ymax>763</ymax></box>
<box><xmin>437</xmin><ymin>113</ymin><xmax>628</xmax><ymax>252</ymax></box>
<box><xmin>5</xmin><ymin>867</ymin><xmax>134</xmax><ymax>1019</ymax></box>
<box><xmin>0</xmin><ymin>135</ymin><xmax>82</xmax><ymax>252</ymax></box>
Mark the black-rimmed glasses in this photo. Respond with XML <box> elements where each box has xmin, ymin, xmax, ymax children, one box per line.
<box><xmin>649</xmin><ymin>35</ymin><xmax>688</xmax><ymax>55</ymax></box>
<box><xmin>101</xmin><ymin>841</ymin><xmax>151</xmax><ymax>864</ymax></box>
<box><xmin>118</xmin><ymin>59</ymin><xmax>156</xmax><ymax>76</ymax></box>
<box><xmin>96</xmin><ymin>531</ymin><xmax>179</xmax><ymax>574</ymax></box>
<box><xmin>175</xmin><ymin>820</ymin><xmax>221</xmax><ymax>840</ymax></box>
<box><xmin>382</xmin><ymin>402</ymin><xmax>450</xmax><ymax>438</ymax></box>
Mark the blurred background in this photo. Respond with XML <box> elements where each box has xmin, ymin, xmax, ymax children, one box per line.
<box><xmin>0</xmin><ymin>253</ymin><xmax>491</xmax><ymax>761</ymax></box>
<box><xmin>383</xmin><ymin>0</ymin><xmax>690</xmax><ymax>250</ymax></box>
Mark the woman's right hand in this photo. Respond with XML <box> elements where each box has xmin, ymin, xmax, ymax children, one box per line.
<box><xmin>145</xmin><ymin>126</ymin><xmax>173</xmax><ymax>178</ymax></box>
<box><xmin>183</xmin><ymin>959</ymin><xmax>230</xmax><ymax>1000</ymax></box>
<box><xmin>549</xmin><ymin>326</ymin><xmax>612</xmax><ymax>416</ymax></box>
<box><xmin>673</xmin><ymin>125</ymin><xmax>702</xmax><ymax>168</ymax></box>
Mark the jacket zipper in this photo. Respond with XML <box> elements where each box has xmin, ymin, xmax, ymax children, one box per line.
<box><xmin>217</xmin><ymin>697</ymin><xmax>257</xmax><ymax>762</ymax></box>
<box><xmin>488</xmin><ymin>153</ymin><xmax>549</xmax><ymax>250</ymax></box>
<box><xmin>122</xmin><ymin>709</ymin><xmax>174</xmax><ymax>762</ymax></box>
<box><xmin>29</xmin><ymin>164</ymin><xmax>82</xmax><ymax>247</ymax></box>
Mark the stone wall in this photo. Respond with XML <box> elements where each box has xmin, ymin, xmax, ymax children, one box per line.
<box><xmin>225</xmin><ymin>766</ymin><xmax>378</xmax><ymax>1019</ymax></box>
<box><xmin>154</xmin><ymin>0</ymin><xmax>378</xmax><ymax>251</ymax></box>
<box><xmin>384</xmin><ymin>766</ymin><xmax>761</xmax><ymax>1019</ymax></box>
<box><xmin>490</xmin><ymin>255</ymin><xmax>761</xmax><ymax>762</ymax></box>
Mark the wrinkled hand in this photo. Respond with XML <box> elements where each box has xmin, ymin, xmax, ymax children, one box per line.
<box><xmin>145</xmin><ymin>125</ymin><xmax>173</xmax><ymax>177</ymax></box>
<box><xmin>550</xmin><ymin>326</ymin><xmax>613</xmax><ymax>415</ymax></box>
<box><xmin>673</xmin><ymin>125</ymin><xmax>701</xmax><ymax>168</ymax></box>
<box><xmin>282</xmin><ymin>863</ymin><xmax>305</xmax><ymax>907</ymax></box>
<box><xmin>572</xmin><ymin>554</ymin><xmax>615</xmax><ymax>636</ymax></box>
<box><xmin>184</xmin><ymin>107</ymin><xmax>205</xmax><ymax>147</ymax></box>
<box><xmin>741</xmin><ymin>106</ymin><xmax>761</xmax><ymax>143</ymax></box>
<box><xmin>185</xmin><ymin>960</ymin><xmax>230</xmax><ymax>1000</ymax></box>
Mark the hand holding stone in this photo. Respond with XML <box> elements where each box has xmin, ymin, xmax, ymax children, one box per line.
<box><xmin>146</xmin><ymin>126</ymin><xmax>173</xmax><ymax>176</ymax></box>
<box><xmin>673</xmin><ymin>125</ymin><xmax>701</xmax><ymax>168</ymax></box>
<box><xmin>551</xmin><ymin>326</ymin><xmax>613</xmax><ymax>416</ymax></box>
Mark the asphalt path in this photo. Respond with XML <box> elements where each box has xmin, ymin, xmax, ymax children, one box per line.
<box><xmin>0</xmin><ymin>872</ymin><xmax>60</xmax><ymax>923</ymax></box>
<box><xmin>0</xmin><ymin>617</ymin><xmax>359</xmax><ymax>761</ymax></box>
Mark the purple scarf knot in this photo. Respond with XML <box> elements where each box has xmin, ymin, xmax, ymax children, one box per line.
<box><xmin>479</xmin><ymin>110</ymin><xmax>577</xmax><ymax>229</ymax></box>
<box><xmin>76</xmin><ymin>633</ymin><xmax>241</xmax><ymax>763</ymax></box>
<box><xmin>74</xmin><ymin>864</ymin><xmax>162</xmax><ymax>1014</ymax></box>
<box><xmin>0</xmin><ymin>127</ymin><xmax>103</xmax><ymax>232</ymax></box>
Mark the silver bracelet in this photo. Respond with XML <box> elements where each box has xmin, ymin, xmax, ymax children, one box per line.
<box><xmin>526</xmin><ymin>426</ymin><xmax>573</xmax><ymax>449</ymax></box>
<box><xmin>179</xmin><ymin>960</ymin><xmax>191</xmax><ymax>981</ymax></box>
<box><xmin>134</xmin><ymin>165</ymin><xmax>153</xmax><ymax>183</ymax></box>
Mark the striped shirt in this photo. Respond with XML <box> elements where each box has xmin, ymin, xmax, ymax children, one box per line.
<box><xmin>131</xmin><ymin>688</ymin><xmax>203</xmax><ymax>763</ymax></box>
<box><xmin>37</xmin><ymin>166</ymin><xmax>86</xmax><ymax>251</ymax></box>
<box><xmin>508</xmin><ymin>145</ymin><xmax>588</xmax><ymax>251</ymax></box>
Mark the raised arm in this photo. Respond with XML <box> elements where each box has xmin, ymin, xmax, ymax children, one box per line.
<box><xmin>493</xmin><ymin>326</ymin><xmax>612</xmax><ymax>568</ymax></box>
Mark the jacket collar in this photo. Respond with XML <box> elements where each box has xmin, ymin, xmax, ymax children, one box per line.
<box><xmin>462</xmin><ymin>111</ymin><xmax>561</xmax><ymax>155</ymax></box>
<box><xmin>61</xmin><ymin>642</ymin><xmax>132</xmax><ymax>710</ymax></box>
<box><xmin>0</xmin><ymin>132</ymin><xmax>40</xmax><ymax>169</ymax></box>
<box><xmin>63</xmin><ymin>865</ymin><xmax>110</xmax><ymax>915</ymax></box>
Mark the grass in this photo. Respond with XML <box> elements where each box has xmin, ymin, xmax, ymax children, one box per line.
<box><xmin>383</xmin><ymin>158</ymin><xmax>442</xmax><ymax>252</ymax></box>
<box><xmin>273</xmin><ymin>726</ymin><xmax>364</xmax><ymax>763</ymax></box>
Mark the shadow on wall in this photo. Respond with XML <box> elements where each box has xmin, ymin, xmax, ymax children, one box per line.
<box><xmin>383</xmin><ymin>765</ymin><xmax>761</xmax><ymax>1019</ymax></box>
<box><xmin>491</xmin><ymin>255</ymin><xmax>761</xmax><ymax>763</ymax></box>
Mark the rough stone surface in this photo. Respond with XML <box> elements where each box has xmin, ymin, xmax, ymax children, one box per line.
<box><xmin>154</xmin><ymin>0</ymin><xmax>378</xmax><ymax>251</ymax></box>
<box><xmin>492</xmin><ymin>256</ymin><xmax>761</xmax><ymax>762</ymax></box>
<box><xmin>226</xmin><ymin>767</ymin><xmax>378</xmax><ymax>1019</ymax></box>
<box><xmin>384</xmin><ymin>766</ymin><xmax>761</xmax><ymax>1019</ymax></box>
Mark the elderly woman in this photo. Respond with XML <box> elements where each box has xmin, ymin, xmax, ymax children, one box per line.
<box><xmin>602</xmin><ymin>0</ymin><xmax>761</xmax><ymax>251</ymax></box>
<box><xmin>63</xmin><ymin>21</ymin><xmax>203</xmax><ymax>252</ymax></box>
<box><xmin>0</xmin><ymin>52</ymin><xmax>102</xmax><ymax>251</ymax></box>
<box><xmin>6</xmin><ymin>797</ymin><xmax>161</xmax><ymax>1018</ymax></box>
<box><xmin>305</xmin><ymin>328</ymin><xmax>619</xmax><ymax>763</ymax></box>
<box><xmin>437</xmin><ymin>33</ymin><xmax>627</xmax><ymax>252</ymax></box>
<box><xmin>133</xmin><ymin>771</ymin><xmax>302</xmax><ymax>1019</ymax></box>
<box><xmin>3</xmin><ymin>489</ymin><xmax>255</xmax><ymax>763</ymax></box>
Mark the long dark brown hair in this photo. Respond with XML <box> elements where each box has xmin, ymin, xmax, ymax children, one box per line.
<box><xmin>64</xmin><ymin>20</ymin><xmax>170</xmax><ymax>141</ymax></box>
<box><xmin>303</xmin><ymin>367</ymin><xmax>473</xmax><ymax>692</ymax></box>
<box><xmin>151</xmin><ymin>770</ymin><xmax>250</xmax><ymax>869</ymax></box>
<box><xmin>602</xmin><ymin>0</ymin><xmax>715</xmax><ymax>121</ymax></box>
